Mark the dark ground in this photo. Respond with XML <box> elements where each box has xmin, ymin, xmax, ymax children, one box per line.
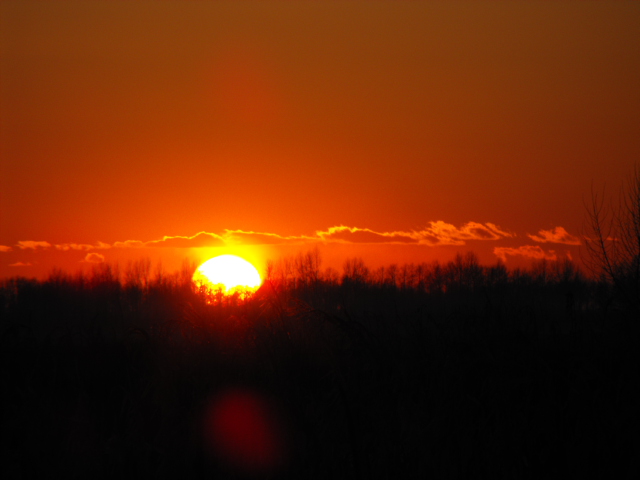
<box><xmin>1</xmin><ymin>267</ymin><xmax>639</xmax><ymax>479</ymax></box>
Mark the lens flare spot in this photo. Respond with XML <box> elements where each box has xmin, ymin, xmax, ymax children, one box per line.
<box><xmin>202</xmin><ymin>388</ymin><xmax>287</xmax><ymax>475</ymax></box>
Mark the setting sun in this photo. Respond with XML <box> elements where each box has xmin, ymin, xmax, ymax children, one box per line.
<box><xmin>193</xmin><ymin>255</ymin><xmax>262</xmax><ymax>295</ymax></box>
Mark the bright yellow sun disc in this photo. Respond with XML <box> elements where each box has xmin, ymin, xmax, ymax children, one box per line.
<box><xmin>193</xmin><ymin>255</ymin><xmax>262</xmax><ymax>294</ymax></box>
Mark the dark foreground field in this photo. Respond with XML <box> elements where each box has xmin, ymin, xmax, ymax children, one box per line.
<box><xmin>1</xmin><ymin>259</ymin><xmax>639</xmax><ymax>479</ymax></box>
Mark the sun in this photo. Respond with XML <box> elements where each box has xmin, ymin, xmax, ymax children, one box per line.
<box><xmin>193</xmin><ymin>255</ymin><xmax>262</xmax><ymax>295</ymax></box>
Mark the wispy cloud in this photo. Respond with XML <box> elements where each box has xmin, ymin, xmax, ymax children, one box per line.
<box><xmin>9</xmin><ymin>261</ymin><xmax>33</xmax><ymax>267</ymax></box>
<box><xmin>0</xmin><ymin>245</ymin><xmax>12</xmax><ymax>253</ymax></box>
<box><xmin>111</xmin><ymin>230</ymin><xmax>310</xmax><ymax>249</ymax></box>
<box><xmin>316</xmin><ymin>226</ymin><xmax>418</xmax><ymax>244</ymax></box>
<box><xmin>146</xmin><ymin>232</ymin><xmax>226</xmax><ymax>248</ymax></box>
<box><xmin>82</xmin><ymin>253</ymin><xmax>105</xmax><ymax>263</ymax></box>
<box><xmin>17</xmin><ymin>240</ymin><xmax>51</xmax><ymax>250</ymax></box>
<box><xmin>224</xmin><ymin>230</ymin><xmax>311</xmax><ymax>245</ymax></box>
<box><xmin>528</xmin><ymin>227</ymin><xmax>580</xmax><ymax>245</ymax></box>
<box><xmin>112</xmin><ymin>240</ymin><xmax>146</xmax><ymax>248</ymax></box>
<box><xmin>96</xmin><ymin>222</ymin><xmax>515</xmax><ymax>250</ymax></box>
<box><xmin>55</xmin><ymin>242</ymin><xmax>111</xmax><ymax>251</ymax></box>
<box><xmin>417</xmin><ymin>221</ymin><xmax>513</xmax><ymax>246</ymax></box>
<box><xmin>315</xmin><ymin>222</ymin><xmax>512</xmax><ymax>246</ymax></box>
<box><xmin>493</xmin><ymin>245</ymin><xmax>557</xmax><ymax>262</ymax></box>
<box><xmin>112</xmin><ymin>232</ymin><xmax>224</xmax><ymax>249</ymax></box>
<box><xmin>9</xmin><ymin>221</ymin><xmax>548</xmax><ymax>262</ymax></box>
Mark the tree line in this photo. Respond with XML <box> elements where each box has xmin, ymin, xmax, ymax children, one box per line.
<box><xmin>266</xmin><ymin>249</ymin><xmax>585</xmax><ymax>294</ymax></box>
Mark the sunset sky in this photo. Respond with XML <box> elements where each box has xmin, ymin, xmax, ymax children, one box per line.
<box><xmin>1</xmin><ymin>1</ymin><xmax>639</xmax><ymax>279</ymax></box>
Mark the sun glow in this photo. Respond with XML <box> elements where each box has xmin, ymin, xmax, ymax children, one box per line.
<box><xmin>193</xmin><ymin>255</ymin><xmax>262</xmax><ymax>295</ymax></box>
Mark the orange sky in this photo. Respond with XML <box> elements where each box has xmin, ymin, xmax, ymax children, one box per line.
<box><xmin>1</xmin><ymin>1</ymin><xmax>639</xmax><ymax>279</ymax></box>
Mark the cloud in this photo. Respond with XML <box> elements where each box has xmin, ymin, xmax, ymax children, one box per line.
<box><xmin>493</xmin><ymin>245</ymin><xmax>557</xmax><ymax>262</ymax></box>
<box><xmin>316</xmin><ymin>226</ymin><xmax>418</xmax><ymax>244</ymax></box>
<box><xmin>315</xmin><ymin>222</ymin><xmax>512</xmax><ymax>246</ymax></box>
<box><xmin>224</xmin><ymin>230</ymin><xmax>311</xmax><ymax>245</ymax></box>
<box><xmin>0</xmin><ymin>245</ymin><xmax>12</xmax><ymax>252</ymax></box>
<box><xmin>82</xmin><ymin>253</ymin><xmax>105</xmax><ymax>263</ymax></box>
<box><xmin>55</xmin><ymin>242</ymin><xmax>111</xmax><ymax>251</ymax></box>
<box><xmin>145</xmin><ymin>231</ymin><xmax>226</xmax><ymax>248</ymax></box>
<box><xmin>8</xmin><ymin>261</ymin><xmax>32</xmax><ymax>267</ymax></box>
<box><xmin>113</xmin><ymin>232</ymin><xmax>224</xmax><ymax>249</ymax></box>
<box><xmin>20</xmin><ymin>221</ymin><xmax>515</xmax><ymax>257</ymax></box>
<box><xmin>113</xmin><ymin>239</ymin><xmax>146</xmax><ymax>248</ymax></box>
<box><xmin>112</xmin><ymin>230</ymin><xmax>310</xmax><ymax>249</ymax></box>
<box><xmin>528</xmin><ymin>227</ymin><xmax>581</xmax><ymax>245</ymax></box>
<box><xmin>17</xmin><ymin>240</ymin><xmax>51</xmax><ymax>250</ymax></box>
<box><xmin>417</xmin><ymin>221</ymin><xmax>513</xmax><ymax>246</ymax></box>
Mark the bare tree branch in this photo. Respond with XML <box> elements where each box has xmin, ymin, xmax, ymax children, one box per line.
<box><xmin>584</xmin><ymin>166</ymin><xmax>640</xmax><ymax>312</ymax></box>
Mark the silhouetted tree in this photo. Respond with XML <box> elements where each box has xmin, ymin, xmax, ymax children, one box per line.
<box><xmin>342</xmin><ymin>257</ymin><xmax>370</xmax><ymax>286</ymax></box>
<box><xmin>294</xmin><ymin>247</ymin><xmax>322</xmax><ymax>288</ymax></box>
<box><xmin>384</xmin><ymin>263</ymin><xmax>398</xmax><ymax>288</ymax></box>
<box><xmin>484</xmin><ymin>260</ymin><xmax>509</xmax><ymax>289</ymax></box>
<box><xmin>445</xmin><ymin>252</ymin><xmax>483</xmax><ymax>293</ymax></box>
<box><xmin>425</xmin><ymin>261</ymin><xmax>446</xmax><ymax>294</ymax></box>
<box><xmin>124</xmin><ymin>257</ymin><xmax>152</xmax><ymax>291</ymax></box>
<box><xmin>585</xmin><ymin>166</ymin><xmax>640</xmax><ymax>311</ymax></box>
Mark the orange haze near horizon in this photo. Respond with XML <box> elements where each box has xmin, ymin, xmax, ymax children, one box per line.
<box><xmin>1</xmin><ymin>1</ymin><xmax>639</xmax><ymax>280</ymax></box>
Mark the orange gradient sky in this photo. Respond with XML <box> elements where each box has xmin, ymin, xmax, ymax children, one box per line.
<box><xmin>1</xmin><ymin>1</ymin><xmax>639</xmax><ymax>279</ymax></box>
